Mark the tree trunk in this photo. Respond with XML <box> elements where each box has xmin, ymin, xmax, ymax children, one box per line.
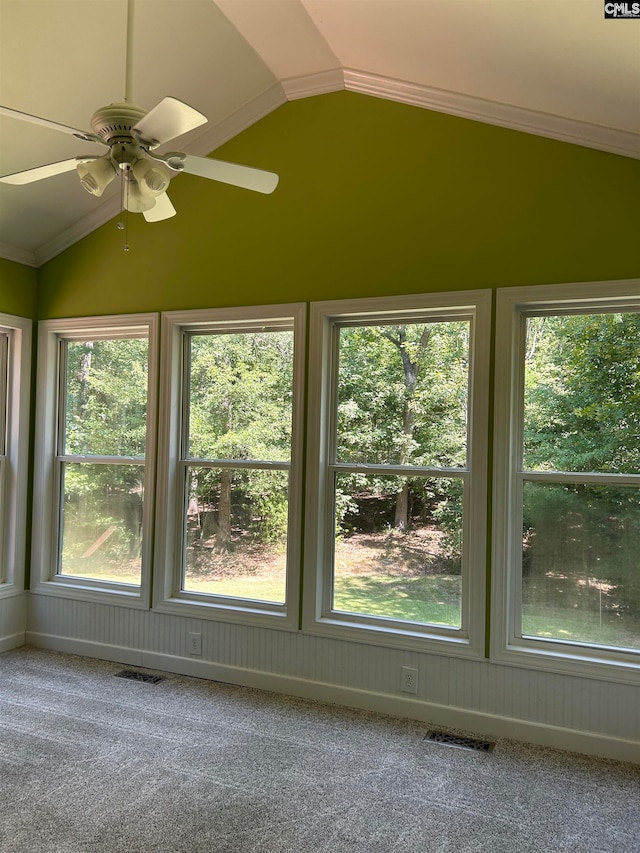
<box><xmin>382</xmin><ymin>326</ymin><xmax>432</xmax><ymax>531</ymax></box>
<box><xmin>394</xmin><ymin>483</ymin><xmax>410</xmax><ymax>530</ymax></box>
<box><xmin>216</xmin><ymin>469</ymin><xmax>232</xmax><ymax>553</ymax></box>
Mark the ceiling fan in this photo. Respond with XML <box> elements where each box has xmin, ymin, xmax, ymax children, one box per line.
<box><xmin>0</xmin><ymin>2</ymin><xmax>279</xmax><ymax>223</ymax></box>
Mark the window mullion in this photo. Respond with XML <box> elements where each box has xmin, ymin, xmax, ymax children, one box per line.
<box><xmin>521</xmin><ymin>470</ymin><xmax>640</xmax><ymax>486</ymax></box>
<box><xmin>184</xmin><ymin>458</ymin><xmax>290</xmax><ymax>471</ymax></box>
<box><xmin>57</xmin><ymin>455</ymin><xmax>146</xmax><ymax>465</ymax></box>
<box><xmin>330</xmin><ymin>462</ymin><xmax>469</xmax><ymax>478</ymax></box>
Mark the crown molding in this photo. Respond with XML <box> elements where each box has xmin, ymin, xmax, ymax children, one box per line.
<box><xmin>282</xmin><ymin>69</ymin><xmax>345</xmax><ymax>101</ymax></box>
<box><xmin>0</xmin><ymin>241</ymin><xmax>37</xmax><ymax>268</ymax></box>
<box><xmin>343</xmin><ymin>69</ymin><xmax>640</xmax><ymax>161</ymax></box>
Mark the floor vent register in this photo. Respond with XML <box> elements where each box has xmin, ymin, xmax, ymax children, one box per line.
<box><xmin>114</xmin><ymin>669</ymin><xmax>164</xmax><ymax>684</ymax></box>
<box><xmin>424</xmin><ymin>730</ymin><xmax>495</xmax><ymax>753</ymax></box>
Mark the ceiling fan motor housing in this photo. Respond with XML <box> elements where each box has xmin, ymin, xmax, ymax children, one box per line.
<box><xmin>90</xmin><ymin>103</ymin><xmax>147</xmax><ymax>145</ymax></box>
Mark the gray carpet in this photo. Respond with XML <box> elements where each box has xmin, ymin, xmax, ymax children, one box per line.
<box><xmin>0</xmin><ymin>647</ymin><xmax>638</xmax><ymax>852</ymax></box>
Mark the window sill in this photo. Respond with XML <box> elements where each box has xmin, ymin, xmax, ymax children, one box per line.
<box><xmin>153</xmin><ymin>593</ymin><xmax>298</xmax><ymax>630</ymax></box>
<box><xmin>305</xmin><ymin>613</ymin><xmax>486</xmax><ymax>658</ymax></box>
<box><xmin>31</xmin><ymin>578</ymin><xmax>149</xmax><ymax>610</ymax></box>
<box><xmin>491</xmin><ymin>640</ymin><xmax>640</xmax><ymax>685</ymax></box>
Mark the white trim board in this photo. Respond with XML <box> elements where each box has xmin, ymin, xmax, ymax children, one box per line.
<box><xmin>0</xmin><ymin>242</ymin><xmax>36</xmax><ymax>268</ymax></box>
<box><xmin>0</xmin><ymin>631</ymin><xmax>26</xmax><ymax>653</ymax></box>
<box><xmin>25</xmin><ymin>631</ymin><xmax>640</xmax><ymax>765</ymax></box>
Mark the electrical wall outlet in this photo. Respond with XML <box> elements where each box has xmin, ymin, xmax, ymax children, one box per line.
<box><xmin>188</xmin><ymin>632</ymin><xmax>202</xmax><ymax>656</ymax></box>
<box><xmin>401</xmin><ymin>666</ymin><xmax>418</xmax><ymax>694</ymax></box>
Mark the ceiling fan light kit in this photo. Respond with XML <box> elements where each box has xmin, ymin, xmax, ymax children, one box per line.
<box><xmin>76</xmin><ymin>157</ymin><xmax>117</xmax><ymax>197</ymax></box>
<box><xmin>132</xmin><ymin>159</ymin><xmax>171</xmax><ymax>196</ymax></box>
<box><xmin>123</xmin><ymin>175</ymin><xmax>156</xmax><ymax>213</ymax></box>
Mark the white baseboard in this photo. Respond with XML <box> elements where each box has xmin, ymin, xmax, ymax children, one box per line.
<box><xmin>26</xmin><ymin>631</ymin><xmax>143</xmax><ymax>667</ymax></box>
<box><xmin>0</xmin><ymin>632</ymin><xmax>26</xmax><ymax>653</ymax></box>
<box><xmin>25</xmin><ymin>631</ymin><xmax>640</xmax><ymax>764</ymax></box>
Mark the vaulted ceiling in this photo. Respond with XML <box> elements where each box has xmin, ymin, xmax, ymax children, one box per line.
<box><xmin>1</xmin><ymin>0</ymin><xmax>638</xmax><ymax>267</ymax></box>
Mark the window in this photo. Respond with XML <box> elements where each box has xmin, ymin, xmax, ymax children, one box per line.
<box><xmin>0</xmin><ymin>313</ymin><xmax>31</xmax><ymax>598</ymax></box>
<box><xmin>31</xmin><ymin>315</ymin><xmax>158</xmax><ymax>606</ymax></box>
<box><xmin>154</xmin><ymin>305</ymin><xmax>305</xmax><ymax>627</ymax></box>
<box><xmin>304</xmin><ymin>292</ymin><xmax>491</xmax><ymax>655</ymax></box>
<box><xmin>493</xmin><ymin>281</ymin><xmax>640</xmax><ymax>680</ymax></box>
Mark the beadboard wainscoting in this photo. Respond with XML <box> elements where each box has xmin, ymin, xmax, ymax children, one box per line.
<box><xmin>0</xmin><ymin>593</ymin><xmax>26</xmax><ymax>652</ymax></box>
<box><xmin>24</xmin><ymin>594</ymin><xmax>640</xmax><ymax>764</ymax></box>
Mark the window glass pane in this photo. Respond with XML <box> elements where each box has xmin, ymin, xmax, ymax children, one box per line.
<box><xmin>524</xmin><ymin>313</ymin><xmax>640</xmax><ymax>474</ymax></box>
<box><xmin>0</xmin><ymin>334</ymin><xmax>6</xmax><ymax>583</ymax></box>
<box><xmin>187</xmin><ymin>331</ymin><xmax>293</xmax><ymax>462</ymax></box>
<box><xmin>59</xmin><ymin>463</ymin><xmax>144</xmax><ymax>584</ymax></box>
<box><xmin>522</xmin><ymin>481</ymin><xmax>640</xmax><ymax>651</ymax></box>
<box><xmin>64</xmin><ymin>338</ymin><xmax>148</xmax><ymax>457</ymax></box>
<box><xmin>336</xmin><ymin>322</ymin><xmax>469</xmax><ymax>467</ymax></box>
<box><xmin>333</xmin><ymin>474</ymin><xmax>462</xmax><ymax>627</ymax></box>
<box><xmin>0</xmin><ymin>333</ymin><xmax>8</xmax><ymax>457</ymax></box>
<box><xmin>183</xmin><ymin>466</ymin><xmax>288</xmax><ymax>603</ymax></box>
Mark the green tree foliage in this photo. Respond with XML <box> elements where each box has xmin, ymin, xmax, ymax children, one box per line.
<box><xmin>336</xmin><ymin>321</ymin><xmax>469</xmax><ymax>543</ymax></box>
<box><xmin>61</xmin><ymin>338</ymin><xmax>149</xmax><ymax>571</ymax></box>
<box><xmin>525</xmin><ymin>313</ymin><xmax>640</xmax><ymax>474</ymax></box>
<box><xmin>65</xmin><ymin>339</ymin><xmax>148</xmax><ymax>459</ymax></box>
<box><xmin>337</xmin><ymin>322</ymin><xmax>468</xmax><ymax>468</ymax></box>
<box><xmin>188</xmin><ymin>331</ymin><xmax>292</xmax><ymax>462</ymax></box>
<box><xmin>523</xmin><ymin>313</ymin><xmax>640</xmax><ymax>626</ymax></box>
<box><xmin>187</xmin><ymin>331</ymin><xmax>294</xmax><ymax>551</ymax></box>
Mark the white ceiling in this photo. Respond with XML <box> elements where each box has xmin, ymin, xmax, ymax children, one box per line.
<box><xmin>1</xmin><ymin>0</ymin><xmax>638</xmax><ymax>267</ymax></box>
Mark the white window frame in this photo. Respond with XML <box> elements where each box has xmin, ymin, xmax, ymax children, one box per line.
<box><xmin>31</xmin><ymin>314</ymin><xmax>158</xmax><ymax>608</ymax></box>
<box><xmin>492</xmin><ymin>280</ymin><xmax>640</xmax><ymax>683</ymax></box>
<box><xmin>303</xmin><ymin>291</ymin><xmax>491</xmax><ymax>657</ymax></box>
<box><xmin>153</xmin><ymin>304</ymin><xmax>305</xmax><ymax>629</ymax></box>
<box><xmin>0</xmin><ymin>313</ymin><xmax>31</xmax><ymax>599</ymax></box>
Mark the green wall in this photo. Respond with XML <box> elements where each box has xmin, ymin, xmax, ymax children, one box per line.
<box><xmin>0</xmin><ymin>258</ymin><xmax>37</xmax><ymax>319</ymax></box>
<box><xmin>36</xmin><ymin>91</ymin><xmax>640</xmax><ymax>319</ymax></box>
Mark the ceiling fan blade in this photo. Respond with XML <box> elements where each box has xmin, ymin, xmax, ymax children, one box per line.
<box><xmin>0</xmin><ymin>104</ymin><xmax>100</xmax><ymax>144</ymax></box>
<box><xmin>0</xmin><ymin>157</ymin><xmax>95</xmax><ymax>185</ymax></box>
<box><xmin>142</xmin><ymin>192</ymin><xmax>176</xmax><ymax>222</ymax></box>
<box><xmin>132</xmin><ymin>97</ymin><xmax>207</xmax><ymax>148</ymax></box>
<box><xmin>180</xmin><ymin>155</ymin><xmax>279</xmax><ymax>194</ymax></box>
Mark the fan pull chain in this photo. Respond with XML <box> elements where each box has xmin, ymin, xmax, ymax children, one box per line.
<box><xmin>117</xmin><ymin>170</ymin><xmax>131</xmax><ymax>252</ymax></box>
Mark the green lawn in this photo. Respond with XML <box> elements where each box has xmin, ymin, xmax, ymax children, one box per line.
<box><xmin>183</xmin><ymin>574</ymin><xmax>286</xmax><ymax>603</ymax></box>
<box><xmin>333</xmin><ymin>574</ymin><xmax>461</xmax><ymax>627</ymax></box>
<box><xmin>523</xmin><ymin>605</ymin><xmax>640</xmax><ymax>651</ymax></box>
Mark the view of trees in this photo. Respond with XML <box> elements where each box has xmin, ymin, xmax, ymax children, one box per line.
<box><xmin>182</xmin><ymin>330</ymin><xmax>294</xmax><ymax>602</ymax></box>
<box><xmin>523</xmin><ymin>312</ymin><xmax>640</xmax><ymax>650</ymax></box>
<box><xmin>332</xmin><ymin>321</ymin><xmax>470</xmax><ymax>627</ymax></box>
<box><xmin>59</xmin><ymin>338</ymin><xmax>148</xmax><ymax>583</ymax></box>
<box><xmin>524</xmin><ymin>313</ymin><xmax>640</xmax><ymax>474</ymax></box>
